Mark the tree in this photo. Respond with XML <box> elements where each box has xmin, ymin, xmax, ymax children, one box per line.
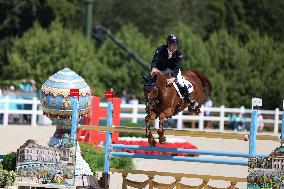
<box><xmin>96</xmin><ymin>24</ymin><xmax>153</xmax><ymax>99</ymax></box>
<box><xmin>206</xmin><ymin>29</ymin><xmax>251</xmax><ymax>107</ymax></box>
<box><xmin>4</xmin><ymin>21</ymin><xmax>104</xmax><ymax>95</ymax></box>
<box><xmin>244</xmin><ymin>32</ymin><xmax>284</xmax><ymax>109</ymax></box>
<box><xmin>0</xmin><ymin>0</ymin><xmax>85</xmax><ymax>83</ymax></box>
<box><xmin>242</xmin><ymin>0</ymin><xmax>284</xmax><ymax>41</ymax></box>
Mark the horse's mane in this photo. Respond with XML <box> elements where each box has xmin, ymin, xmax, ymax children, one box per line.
<box><xmin>184</xmin><ymin>69</ymin><xmax>212</xmax><ymax>101</ymax></box>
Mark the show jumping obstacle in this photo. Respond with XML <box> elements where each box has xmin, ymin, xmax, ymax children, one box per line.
<box><xmin>78</xmin><ymin>98</ymin><xmax>284</xmax><ymax>189</ymax></box>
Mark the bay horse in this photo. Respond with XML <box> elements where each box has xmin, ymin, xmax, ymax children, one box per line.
<box><xmin>142</xmin><ymin>69</ymin><xmax>212</xmax><ymax>146</ymax></box>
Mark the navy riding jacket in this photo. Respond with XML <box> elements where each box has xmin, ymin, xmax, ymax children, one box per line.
<box><xmin>151</xmin><ymin>45</ymin><xmax>182</xmax><ymax>78</ymax></box>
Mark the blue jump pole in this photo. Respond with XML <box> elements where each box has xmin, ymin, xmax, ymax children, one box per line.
<box><xmin>103</xmin><ymin>102</ymin><xmax>113</xmax><ymax>189</ymax></box>
<box><xmin>112</xmin><ymin>144</ymin><xmax>269</xmax><ymax>158</ymax></box>
<box><xmin>249</xmin><ymin>110</ymin><xmax>258</xmax><ymax>157</ymax></box>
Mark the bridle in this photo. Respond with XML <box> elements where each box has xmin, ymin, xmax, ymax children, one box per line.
<box><xmin>144</xmin><ymin>75</ymin><xmax>168</xmax><ymax>114</ymax></box>
<box><xmin>144</xmin><ymin>82</ymin><xmax>158</xmax><ymax>113</ymax></box>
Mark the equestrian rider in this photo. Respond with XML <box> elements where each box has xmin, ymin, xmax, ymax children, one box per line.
<box><xmin>150</xmin><ymin>34</ymin><xmax>198</xmax><ymax>109</ymax></box>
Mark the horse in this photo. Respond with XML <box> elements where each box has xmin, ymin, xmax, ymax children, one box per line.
<box><xmin>142</xmin><ymin>69</ymin><xmax>212</xmax><ymax>146</ymax></box>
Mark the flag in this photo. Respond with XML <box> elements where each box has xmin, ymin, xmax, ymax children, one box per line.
<box><xmin>104</xmin><ymin>90</ymin><xmax>113</xmax><ymax>99</ymax></box>
<box><xmin>70</xmin><ymin>89</ymin><xmax>79</xmax><ymax>97</ymax></box>
<box><xmin>252</xmin><ymin>98</ymin><xmax>262</xmax><ymax>107</ymax></box>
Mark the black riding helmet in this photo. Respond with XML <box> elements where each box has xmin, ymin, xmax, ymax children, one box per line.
<box><xmin>167</xmin><ymin>34</ymin><xmax>179</xmax><ymax>46</ymax></box>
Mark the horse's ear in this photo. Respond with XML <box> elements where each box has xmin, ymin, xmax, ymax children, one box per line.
<box><xmin>153</xmin><ymin>74</ymin><xmax>157</xmax><ymax>81</ymax></box>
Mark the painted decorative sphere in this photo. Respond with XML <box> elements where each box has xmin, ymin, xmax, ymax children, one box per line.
<box><xmin>40</xmin><ymin>68</ymin><xmax>92</xmax><ymax>126</ymax></box>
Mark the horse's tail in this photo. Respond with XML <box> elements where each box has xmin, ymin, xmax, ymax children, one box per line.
<box><xmin>190</xmin><ymin>69</ymin><xmax>212</xmax><ymax>102</ymax></box>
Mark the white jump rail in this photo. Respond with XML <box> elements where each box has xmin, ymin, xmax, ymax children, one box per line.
<box><xmin>0</xmin><ymin>96</ymin><xmax>283</xmax><ymax>134</ymax></box>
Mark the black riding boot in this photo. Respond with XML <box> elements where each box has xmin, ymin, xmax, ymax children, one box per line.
<box><xmin>176</xmin><ymin>82</ymin><xmax>198</xmax><ymax>109</ymax></box>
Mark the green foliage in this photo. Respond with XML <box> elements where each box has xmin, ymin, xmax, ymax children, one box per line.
<box><xmin>97</xmin><ymin>24</ymin><xmax>153</xmax><ymax>99</ymax></box>
<box><xmin>206</xmin><ymin>29</ymin><xmax>251</xmax><ymax>106</ymax></box>
<box><xmin>242</xmin><ymin>0</ymin><xmax>284</xmax><ymax>41</ymax></box>
<box><xmin>79</xmin><ymin>142</ymin><xmax>134</xmax><ymax>175</ymax></box>
<box><xmin>1</xmin><ymin>152</ymin><xmax>16</xmax><ymax>172</ymax></box>
<box><xmin>0</xmin><ymin>0</ymin><xmax>83</xmax><ymax>80</ymax></box>
<box><xmin>91</xmin><ymin>0</ymin><xmax>284</xmax><ymax>41</ymax></box>
<box><xmin>0</xmin><ymin>164</ymin><xmax>17</xmax><ymax>187</ymax></box>
<box><xmin>244</xmin><ymin>32</ymin><xmax>284</xmax><ymax>108</ymax></box>
<box><xmin>4</xmin><ymin>21</ymin><xmax>104</xmax><ymax>95</ymax></box>
<box><xmin>110</xmin><ymin>156</ymin><xmax>134</xmax><ymax>170</ymax></box>
<box><xmin>0</xmin><ymin>0</ymin><xmax>82</xmax><ymax>39</ymax></box>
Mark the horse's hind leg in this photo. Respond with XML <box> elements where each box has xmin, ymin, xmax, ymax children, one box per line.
<box><xmin>157</xmin><ymin>113</ymin><xmax>166</xmax><ymax>144</ymax></box>
<box><xmin>145</xmin><ymin>114</ymin><xmax>156</xmax><ymax>146</ymax></box>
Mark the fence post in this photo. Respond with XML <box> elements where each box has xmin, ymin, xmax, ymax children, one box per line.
<box><xmin>31</xmin><ymin>97</ymin><xmax>38</xmax><ymax>127</ymax></box>
<box><xmin>274</xmin><ymin>108</ymin><xmax>279</xmax><ymax>134</ymax></box>
<box><xmin>177</xmin><ymin>111</ymin><xmax>183</xmax><ymax>129</ymax></box>
<box><xmin>219</xmin><ymin>105</ymin><xmax>225</xmax><ymax>132</ymax></box>
<box><xmin>198</xmin><ymin>106</ymin><xmax>204</xmax><ymax>131</ymax></box>
<box><xmin>3</xmin><ymin>96</ymin><xmax>9</xmax><ymax>126</ymax></box>
<box><xmin>132</xmin><ymin>101</ymin><xmax>138</xmax><ymax>123</ymax></box>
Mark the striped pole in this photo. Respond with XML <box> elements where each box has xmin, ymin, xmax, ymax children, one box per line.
<box><xmin>103</xmin><ymin>102</ymin><xmax>113</xmax><ymax>189</ymax></box>
<box><xmin>249</xmin><ymin>110</ymin><xmax>258</xmax><ymax>157</ymax></box>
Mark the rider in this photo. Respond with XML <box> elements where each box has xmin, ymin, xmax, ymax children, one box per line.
<box><xmin>150</xmin><ymin>34</ymin><xmax>198</xmax><ymax>109</ymax></box>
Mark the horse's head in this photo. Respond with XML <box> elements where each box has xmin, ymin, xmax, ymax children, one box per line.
<box><xmin>142</xmin><ymin>74</ymin><xmax>159</xmax><ymax>113</ymax></box>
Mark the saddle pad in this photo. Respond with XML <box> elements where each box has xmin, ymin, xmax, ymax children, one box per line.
<box><xmin>173</xmin><ymin>78</ymin><xmax>193</xmax><ymax>99</ymax></box>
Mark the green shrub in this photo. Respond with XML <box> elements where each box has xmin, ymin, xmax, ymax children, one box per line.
<box><xmin>119</xmin><ymin>122</ymin><xmax>145</xmax><ymax>138</ymax></box>
<box><xmin>111</xmin><ymin>156</ymin><xmax>134</xmax><ymax>170</ymax></box>
<box><xmin>0</xmin><ymin>164</ymin><xmax>16</xmax><ymax>187</ymax></box>
<box><xmin>79</xmin><ymin>142</ymin><xmax>134</xmax><ymax>175</ymax></box>
<box><xmin>2</xmin><ymin>152</ymin><xmax>16</xmax><ymax>171</ymax></box>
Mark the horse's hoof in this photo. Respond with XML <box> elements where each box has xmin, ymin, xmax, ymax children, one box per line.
<box><xmin>159</xmin><ymin>136</ymin><xmax>166</xmax><ymax>144</ymax></box>
<box><xmin>148</xmin><ymin>138</ymin><xmax>156</xmax><ymax>146</ymax></box>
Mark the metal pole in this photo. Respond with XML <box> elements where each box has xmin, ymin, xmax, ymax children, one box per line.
<box><xmin>249</xmin><ymin>110</ymin><xmax>258</xmax><ymax>157</ymax></box>
<box><xmin>85</xmin><ymin>0</ymin><xmax>93</xmax><ymax>38</ymax></box>
<box><xmin>103</xmin><ymin>102</ymin><xmax>113</xmax><ymax>189</ymax></box>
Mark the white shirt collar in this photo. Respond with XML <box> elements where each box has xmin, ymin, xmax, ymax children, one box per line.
<box><xmin>167</xmin><ymin>49</ymin><xmax>174</xmax><ymax>59</ymax></box>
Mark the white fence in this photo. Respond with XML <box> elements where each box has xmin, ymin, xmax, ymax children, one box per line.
<box><xmin>0</xmin><ymin>96</ymin><xmax>283</xmax><ymax>134</ymax></box>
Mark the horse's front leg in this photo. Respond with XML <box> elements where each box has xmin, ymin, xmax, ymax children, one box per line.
<box><xmin>157</xmin><ymin>113</ymin><xmax>166</xmax><ymax>144</ymax></box>
<box><xmin>145</xmin><ymin>113</ymin><xmax>156</xmax><ymax>146</ymax></box>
